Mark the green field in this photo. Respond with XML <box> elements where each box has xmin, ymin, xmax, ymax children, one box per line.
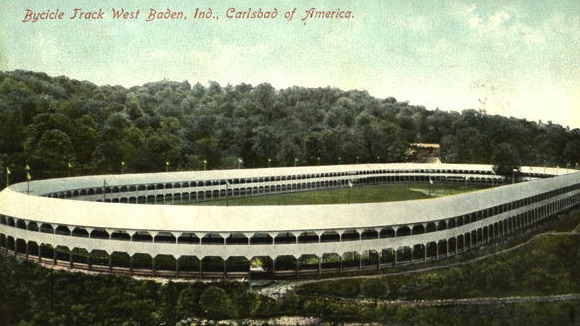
<box><xmin>195</xmin><ymin>184</ymin><xmax>483</xmax><ymax>206</ymax></box>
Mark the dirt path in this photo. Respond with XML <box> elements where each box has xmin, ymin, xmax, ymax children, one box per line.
<box><xmin>377</xmin><ymin>293</ymin><xmax>580</xmax><ymax>307</ymax></box>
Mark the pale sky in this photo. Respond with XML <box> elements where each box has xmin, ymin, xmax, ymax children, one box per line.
<box><xmin>1</xmin><ymin>0</ymin><xmax>579</xmax><ymax>128</ymax></box>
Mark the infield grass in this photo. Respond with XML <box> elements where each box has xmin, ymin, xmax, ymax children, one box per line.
<box><xmin>195</xmin><ymin>184</ymin><xmax>484</xmax><ymax>206</ymax></box>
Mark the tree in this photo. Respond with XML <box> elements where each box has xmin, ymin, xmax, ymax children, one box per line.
<box><xmin>29</xmin><ymin>129</ymin><xmax>75</xmax><ymax>174</ymax></box>
<box><xmin>360</xmin><ymin>279</ymin><xmax>390</xmax><ymax>308</ymax></box>
<box><xmin>491</xmin><ymin>143</ymin><xmax>521</xmax><ymax>181</ymax></box>
<box><xmin>3</xmin><ymin>69</ymin><xmax>580</xmax><ymax>176</ymax></box>
<box><xmin>199</xmin><ymin>286</ymin><xmax>238</xmax><ymax>320</ymax></box>
<box><xmin>175</xmin><ymin>284</ymin><xmax>204</xmax><ymax>319</ymax></box>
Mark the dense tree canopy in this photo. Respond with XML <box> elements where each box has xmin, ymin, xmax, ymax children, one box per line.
<box><xmin>1</xmin><ymin>70</ymin><xmax>579</xmax><ymax>183</ymax></box>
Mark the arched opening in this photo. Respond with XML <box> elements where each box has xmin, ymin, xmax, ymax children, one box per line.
<box><xmin>380</xmin><ymin>227</ymin><xmax>395</xmax><ymax>238</ymax></box>
<box><xmin>3</xmin><ymin>236</ymin><xmax>14</xmax><ymax>252</ymax></box>
<box><xmin>396</xmin><ymin>246</ymin><xmax>412</xmax><ymax>264</ymax></box>
<box><xmin>27</xmin><ymin>222</ymin><xmax>39</xmax><ymax>232</ymax></box>
<box><xmin>320</xmin><ymin>231</ymin><xmax>340</xmax><ymax>242</ymax></box>
<box><xmin>71</xmin><ymin>247</ymin><xmax>90</xmax><ymax>267</ymax></box>
<box><xmin>155</xmin><ymin>232</ymin><xmax>176</xmax><ymax>243</ymax></box>
<box><xmin>274</xmin><ymin>232</ymin><xmax>296</xmax><ymax>244</ymax></box>
<box><xmin>448</xmin><ymin>237</ymin><xmax>457</xmax><ymax>255</ymax></box>
<box><xmin>482</xmin><ymin>226</ymin><xmax>489</xmax><ymax>242</ymax></box>
<box><xmin>360</xmin><ymin>249</ymin><xmax>380</xmax><ymax>269</ymax></box>
<box><xmin>438</xmin><ymin>239</ymin><xmax>448</xmax><ymax>258</ymax></box>
<box><xmin>411</xmin><ymin>224</ymin><xmax>425</xmax><ymax>235</ymax></box>
<box><xmin>361</xmin><ymin>229</ymin><xmax>379</xmax><ymax>240</ymax></box>
<box><xmin>250</xmin><ymin>233</ymin><xmax>273</xmax><ymax>245</ymax></box>
<box><xmin>426</xmin><ymin>222</ymin><xmax>437</xmax><ymax>233</ymax></box>
<box><xmin>396</xmin><ymin>226</ymin><xmax>411</xmax><ymax>237</ymax></box>
<box><xmin>411</xmin><ymin>244</ymin><xmax>425</xmax><ymax>263</ymax></box>
<box><xmin>228</xmin><ymin>256</ymin><xmax>251</xmax><ymax>274</ymax></box>
<box><xmin>133</xmin><ymin>253</ymin><xmax>153</xmax><ymax>270</ymax></box>
<box><xmin>54</xmin><ymin>245</ymin><xmax>71</xmax><ymax>263</ymax></box>
<box><xmin>111</xmin><ymin>230</ymin><xmax>131</xmax><ymax>241</ymax></box>
<box><xmin>341</xmin><ymin>251</ymin><xmax>361</xmax><ymax>270</ymax></box>
<box><xmin>133</xmin><ymin>231</ymin><xmax>153</xmax><ymax>242</ymax></box>
<box><xmin>110</xmin><ymin>251</ymin><xmax>131</xmax><ymax>269</ymax></box>
<box><xmin>178</xmin><ymin>233</ymin><xmax>200</xmax><ymax>244</ymax></box>
<box><xmin>447</xmin><ymin>219</ymin><xmax>456</xmax><ymax>229</ymax></box>
<box><xmin>15</xmin><ymin>238</ymin><xmax>27</xmax><ymax>255</ymax></box>
<box><xmin>90</xmin><ymin>229</ymin><xmax>109</xmax><ymax>239</ymax></box>
<box><xmin>457</xmin><ymin>235</ymin><xmax>465</xmax><ymax>252</ymax></box>
<box><xmin>39</xmin><ymin>243</ymin><xmax>55</xmax><ymax>262</ymax></box>
<box><xmin>426</xmin><ymin>241</ymin><xmax>438</xmax><ymax>261</ymax></box>
<box><xmin>251</xmin><ymin>256</ymin><xmax>274</xmax><ymax>276</ymax></box>
<box><xmin>155</xmin><ymin>254</ymin><xmax>177</xmax><ymax>272</ymax></box>
<box><xmin>298</xmin><ymin>254</ymin><xmax>320</xmax><ymax>273</ymax></box>
<box><xmin>89</xmin><ymin>250</ymin><xmax>110</xmax><ymax>270</ymax></box>
<box><xmin>297</xmin><ymin>232</ymin><xmax>319</xmax><ymax>243</ymax></box>
<box><xmin>40</xmin><ymin>223</ymin><xmax>54</xmax><ymax>234</ymax></box>
<box><xmin>201</xmin><ymin>256</ymin><xmax>226</xmax><ymax>275</ymax></box>
<box><xmin>341</xmin><ymin>229</ymin><xmax>360</xmax><ymax>241</ymax></box>
<box><xmin>274</xmin><ymin>255</ymin><xmax>297</xmax><ymax>274</ymax></box>
<box><xmin>16</xmin><ymin>219</ymin><xmax>27</xmax><ymax>230</ymax></box>
<box><xmin>226</xmin><ymin>233</ymin><xmax>248</xmax><ymax>245</ymax></box>
<box><xmin>201</xmin><ymin>233</ymin><xmax>224</xmax><ymax>245</ymax></box>
<box><xmin>27</xmin><ymin>241</ymin><xmax>40</xmax><ymax>258</ymax></box>
<box><xmin>176</xmin><ymin>255</ymin><xmax>200</xmax><ymax>275</ymax></box>
<box><xmin>464</xmin><ymin>232</ymin><xmax>472</xmax><ymax>250</ymax></box>
<box><xmin>72</xmin><ymin>227</ymin><xmax>89</xmax><ymax>238</ymax></box>
<box><xmin>321</xmin><ymin>253</ymin><xmax>341</xmax><ymax>271</ymax></box>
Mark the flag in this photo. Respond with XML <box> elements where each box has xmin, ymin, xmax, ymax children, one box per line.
<box><xmin>121</xmin><ymin>161</ymin><xmax>125</xmax><ymax>166</ymax></box>
<box><xmin>429</xmin><ymin>177</ymin><xmax>433</xmax><ymax>184</ymax></box>
<box><xmin>238</xmin><ymin>158</ymin><xmax>243</xmax><ymax>163</ymax></box>
<box><xmin>348</xmin><ymin>180</ymin><xmax>353</xmax><ymax>188</ymax></box>
<box><xmin>26</xmin><ymin>172</ymin><xmax>31</xmax><ymax>181</ymax></box>
<box><xmin>25</xmin><ymin>164</ymin><xmax>30</xmax><ymax>171</ymax></box>
<box><xmin>68</xmin><ymin>162</ymin><xmax>72</xmax><ymax>168</ymax></box>
<box><xmin>166</xmin><ymin>161</ymin><xmax>169</xmax><ymax>166</ymax></box>
<box><xmin>6</xmin><ymin>167</ymin><xmax>10</xmax><ymax>175</ymax></box>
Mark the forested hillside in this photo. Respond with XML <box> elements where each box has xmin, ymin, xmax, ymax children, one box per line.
<box><xmin>1</xmin><ymin>70</ymin><xmax>579</xmax><ymax>182</ymax></box>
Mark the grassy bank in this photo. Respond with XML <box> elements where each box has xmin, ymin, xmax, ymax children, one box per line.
<box><xmin>289</xmin><ymin>211</ymin><xmax>580</xmax><ymax>324</ymax></box>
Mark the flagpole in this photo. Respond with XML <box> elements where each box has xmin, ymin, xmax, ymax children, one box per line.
<box><xmin>348</xmin><ymin>186</ymin><xmax>350</xmax><ymax>204</ymax></box>
<box><xmin>225</xmin><ymin>180</ymin><xmax>230</xmax><ymax>207</ymax></box>
<box><xmin>347</xmin><ymin>179</ymin><xmax>353</xmax><ymax>204</ymax></box>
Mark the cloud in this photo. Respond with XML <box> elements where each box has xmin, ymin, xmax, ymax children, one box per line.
<box><xmin>387</xmin><ymin>15</ymin><xmax>433</xmax><ymax>33</ymax></box>
<box><xmin>465</xmin><ymin>5</ymin><xmax>538</xmax><ymax>44</ymax></box>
